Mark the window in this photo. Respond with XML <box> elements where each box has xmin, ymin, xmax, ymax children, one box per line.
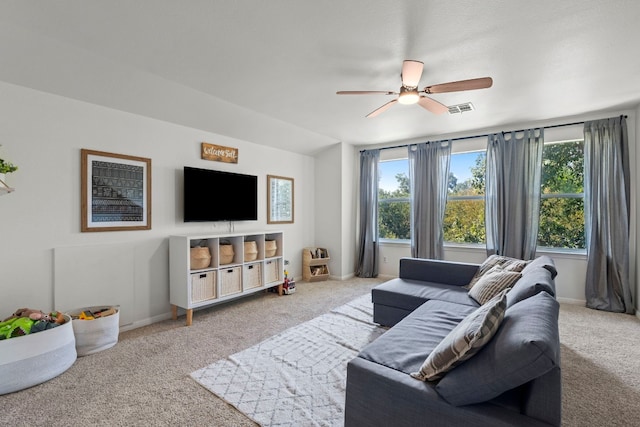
<box><xmin>375</xmin><ymin>138</ymin><xmax>585</xmax><ymax>251</ymax></box>
<box><xmin>378</xmin><ymin>159</ymin><xmax>410</xmax><ymax>240</ymax></box>
<box><xmin>443</xmin><ymin>151</ymin><xmax>486</xmax><ymax>244</ymax></box>
<box><xmin>537</xmin><ymin>140</ymin><xmax>585</xmax><ymax>249</ymax></box>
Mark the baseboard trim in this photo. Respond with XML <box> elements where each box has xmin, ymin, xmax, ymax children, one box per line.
<box><xmin>119</xmin><ymin>312</ymin><xmax>173</xmax><ymax>332</ymax></box>
<box><xmin>556</xmin><ymin>297</ymin><xmax>586</xmax><ymax>305</ymax></box>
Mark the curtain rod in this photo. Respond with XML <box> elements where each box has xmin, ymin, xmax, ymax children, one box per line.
<box><xmin>361</xmin><ymin>114</ymin><xmax>628</xmax><ymax>153</ymax></box>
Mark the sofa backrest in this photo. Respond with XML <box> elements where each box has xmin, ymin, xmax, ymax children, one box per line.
<box><xmin>399</xmin><ymin>258</ymin><xmax>479</xmax><ymax>287</ymax></box>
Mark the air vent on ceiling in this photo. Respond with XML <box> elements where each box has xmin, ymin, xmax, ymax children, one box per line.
<box><xmin>448</xmin><ymin>102</ymin><xmax>474</xmax><ymax>114</ymax></box>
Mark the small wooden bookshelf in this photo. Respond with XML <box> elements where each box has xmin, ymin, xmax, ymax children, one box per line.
<box><xmin>302</xmin><ymin>247</ymin><xmax>330</xmax><ymax>282</ymax></box>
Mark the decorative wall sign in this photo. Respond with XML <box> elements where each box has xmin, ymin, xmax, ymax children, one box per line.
<box><xmin>201</xmin><ymin>142</ymin><xmax>238</xmax><ymax>164</ymax></box>
<box><xmin>267</xmin><ymin>175</ymin><xmax>294</xmax><ymax>224</ymax></box>
<box><xmin>81</xmin><ymin>149</ymin><xmax>151</xmax><ymax>232</ymax></box>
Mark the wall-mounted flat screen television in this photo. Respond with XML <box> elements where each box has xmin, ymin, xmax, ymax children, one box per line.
<box><xmin>183</xmin><ymin>166</ymin><xmax>258</xmax><ymax>222</ymax></box>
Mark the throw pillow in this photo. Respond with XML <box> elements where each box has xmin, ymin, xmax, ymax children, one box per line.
<box><xmin>465</xmin><ymin>254</ymin><xmax>528</xmax><ymax>289</ymax></box>
<box><xmin>436</xmin><ymin>291</ymin><xmax>560</xmax><ymax>407</ymax></box>
<box><xmin>468</xmin><ymin>265</ymin><xmax>522</xmax><ymax>305</ymax></box>
<box><xmin>410</xmin><ymin>290</ymin><xmax>508</xmax><ymax>381</ymax></box>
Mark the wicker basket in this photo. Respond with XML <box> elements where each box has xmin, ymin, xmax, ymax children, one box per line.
<box><xmin>220</xmin><ymin>244</ymin><xmax>234</xmax><ymax>265</ymax></box>
<box><xmin>243</xmin><ymin>262</ymin><xmax>262</xmax><ymax>289</ymax></box>
<box><xmin>191</xmin><ymin>271</ymin><xmax>216</xmax><ymax>303</ymax></box>
<box><xmin>190</xmin><ymin>247</ymin><xmax>212</xmax><ymax>270</ymax></box>
<box><xmin>264</xmin><ymin>259</ymin><xmax>281</xmax><ymax>284</ymax></box>
<box><xmin>244</xmin><ymin>241</ymin><xmax>258</xmax><ymax>261</ymax></box>
<box><xmin>220</xmin><ymin>266</ymin><xmax>242</xmax><ymax>296</ymax></box>
<box><xmin>265</xmin><ymin>240</ymin><xmax>277</xmax><ymax>257</ymax></box>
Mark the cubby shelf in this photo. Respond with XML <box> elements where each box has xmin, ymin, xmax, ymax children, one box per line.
<box><xmin>302</xmin><ymin>247</ymin><xmax>330</xmax><ymax>282</ymax></box>
<box><xmin>170</xmin><ymin>231</ymin><xmax>284</xmax><ymax>325</ymax></box>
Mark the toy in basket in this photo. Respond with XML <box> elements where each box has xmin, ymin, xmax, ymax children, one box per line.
<box><xmin>282</xmin><ymin>270</ymin><xmax>296</xmax><ymax>295</ymax></box>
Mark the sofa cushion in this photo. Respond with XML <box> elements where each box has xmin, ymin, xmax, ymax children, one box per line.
<box><xmin>372</xmin><ymin>278</ymin><xmax>478</xmax><ymax>314</ymax></box>
<box><xmin>358</xmin><ymin>299</ymin><xmax>477</xmax><ymax>375</ymax></box>
<box><xmin>410</xmin><ymin>290</ymin><xmax>508</xmax><ymax>381</ymax></box>
<box><xmin>521</xmin><ymin>255</ymin><xmax>558</xmax><ymax>279</ymax></box>
<box><xmin>467</xmin><ymin>265</ymin><xmax>522</xmax><ymax>305</ymax></box>
<box><xmin>465</xmin><ymin>255</ymin><xmax>528</xmax><ymax>289</ymax></box>
<box><xmin>506</xmin><ymin>266</ymin><xmax>555</xmax><ymax>307</ymax></box>
<box><xmin>436</xmin><ymin>291</ymin><xmax>560</xmax><ymax>406</ymax></box>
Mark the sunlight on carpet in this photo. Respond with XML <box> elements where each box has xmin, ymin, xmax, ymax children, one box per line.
<box><xmin>190</xmin><ymin>294</ymin><xmax>385</xmax><ymax>427</ymax></box>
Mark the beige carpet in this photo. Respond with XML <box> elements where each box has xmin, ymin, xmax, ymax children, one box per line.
<box><xmin>2</xmin><ymin>277</ymin><xmax>639</xmax><ymax>426</ymax></box>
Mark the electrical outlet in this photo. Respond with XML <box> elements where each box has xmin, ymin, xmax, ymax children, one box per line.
<box><xmin>284</xmin><ymin>259</ymin><xmax>290</xmax><ymax>265</ymax></box>
<box><xmin>383</xmin><ymin>256</ymin><xmax>388</xmax><ymax>263</ymax></box>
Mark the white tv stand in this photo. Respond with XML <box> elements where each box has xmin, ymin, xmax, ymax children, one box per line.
<box><xmin>169</xmin><ymin>231</ymin><xmax>284</xmax><ymax>326</ymax></box>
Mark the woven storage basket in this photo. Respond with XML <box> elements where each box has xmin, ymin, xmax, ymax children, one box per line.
<box><xmin>220</xmin><ymin>266</ymin><xmax>242</xmax><ymax>296</ymax></box>
<box><xmin>190</xmin><ymin>271</ymin><xmax>216</xmax><ymax>303</ymax></box>
<box><xmin>190</xmin><ymin>247</ymin><xmax>211</xmax><ymax>270</ymax></box>
<box><xmin>243</xmin><ymin>262</ymin><xmax>262</xmax><ymax>289</ymax></box>
<box><xmin>265</xmin><ymin>259</ymin><xmax>281</xmax><ymax>283</ymax></box>
<box><xmin>0</xmin><ymin>314</ymin><xmax>76</xmax><ymax>395</ymax></box>
<box><xmin>265</xmin><ymin>240</ymin><xmax>277</xmax><ymax>257</ymax></box>
<box><xmin>244</xmin><ymin>241</ymin><xmax>258</xmax><ymax>261</ymax></box>
<box><xmin>70</xmin><ymin>306</ymin><xmax>120</xmax><ymax>357</ymax></box>
<box><xmin>220</xmin><ymin>244</ymin><xmax>234</xmax><ymax>264</ymax></box>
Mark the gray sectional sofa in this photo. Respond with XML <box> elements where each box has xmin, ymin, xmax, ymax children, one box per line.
<box><xmin>345</xmin><ymin>256</ymin><xmax>561</xmax><ymax>427</ymax></box>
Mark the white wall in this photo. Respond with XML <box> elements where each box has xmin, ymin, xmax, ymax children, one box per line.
<box><xmin>341</xmin><ymin>142</ymin><xmax>357</xmax><ymax>280</ymax></box>
<box><xmin>314</xmin><ymin>143</ymin><xmax>342</xmax><ymax>278</ymax></box>
<box><xmin>0</xmin><ymin>81</ymin><xmax>316</xmax><ymax>328</ymax></box>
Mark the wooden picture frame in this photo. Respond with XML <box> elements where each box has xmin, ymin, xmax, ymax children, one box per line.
<box><xmin>267</xmin><ymin>175</ymin><xmax>294</xmax><ymax>224</ymax></box>
<box><xmin>81</xmin><ymin>149</ymin><xmax>151</xmax><ymax>232</ymax></box>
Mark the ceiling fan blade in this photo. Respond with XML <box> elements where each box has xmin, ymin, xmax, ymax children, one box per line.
<box><xmin>336</xmin><ymin>90</ymin><xmax>397</xmax><ymax>95</ymax></box>
<box><xmin>366</xmin><ymin>99</ymin><xmax>398</xmax><ymax>118</ymax></box>
<box><xmin>424</xmin><ymin>77</ymin><xmax>493</xmax><ymax>94</ymax></box>
<box><xmin>417</xmin><ymin>96</ymin><xmax>449</xmax><ymax>115</ymax></box>
<box><xmin>401</xmin><ymin>60</ymin><xmax>424</xmax><ymax>88</ymax></box>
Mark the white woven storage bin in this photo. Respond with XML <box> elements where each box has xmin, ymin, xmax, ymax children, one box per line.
<box><xmin>191</xmin><ymin>271</ymin><xmax>216</xmax><ymax>303</ymax></box>
<box><xmin>264</xmin><ymin>259</ymin><xmax>281</xmax><ymax>284</ymax></box>
<box><xmin>0</xmin><ymin>314</ymin><xmax>76</xmax><ymax>395</ymax></box>
<box><xmin>220</xmin><ymin>266</ymin><xmax>242</xmax><ymax>296</ymax></box>
<box><xmin>243</xmin><ymin>262</ymin><xmax>262</xmax><ymax>289</ymax></box>
<box><xmin>70</xmin><ymin>306</ymin><xmax>120</xmax><ymax>357</ymax></box>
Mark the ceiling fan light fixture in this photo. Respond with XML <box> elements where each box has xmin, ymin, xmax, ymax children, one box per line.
<box><xmin>398</xmin><ymin>87</ymin><xmax>419</xmax><ymax>105</ymax></box>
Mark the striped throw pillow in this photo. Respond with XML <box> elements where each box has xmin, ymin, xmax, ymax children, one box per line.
<box><xmin>411</xmin><ymin>290</ymin><xmax>508</xmax><ymax>381</ymax></box>
<box><xmin>465</xmin><ymin>255</ymin><xmax>528</xmax><ymax>289</ymax></box>
<box><xmin>468</xmin><ymin>265</ymin><xmax>522</xmax><ymax>305</ymax></box>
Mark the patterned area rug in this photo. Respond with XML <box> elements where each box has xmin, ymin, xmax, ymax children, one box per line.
<box><xmin>191</xmin><ymin>294</ymin><xmax>385</xmax><ymax>426</ymax></box>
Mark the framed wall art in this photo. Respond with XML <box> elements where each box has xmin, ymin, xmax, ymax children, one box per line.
<box><xmin>267</xmin><ymin>175</ymin><xmax>294</xmax><ymax>224</ymax></box>
<box><xmin>81</xmin><ymin>149</ymin><xmax>151</xmax><ymax>232</ymax></box>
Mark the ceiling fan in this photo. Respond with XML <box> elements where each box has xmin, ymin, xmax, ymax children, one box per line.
<box><xmin>336</xmin><ymin>60</ymin><xmax>493</xmax><ymax>118</ymax></box>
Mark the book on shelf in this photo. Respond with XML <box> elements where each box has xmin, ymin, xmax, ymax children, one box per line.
<box><xmin>310</xmin><ymin>248</ymin><xmax>328</xmax><ymax>259</ymax></box>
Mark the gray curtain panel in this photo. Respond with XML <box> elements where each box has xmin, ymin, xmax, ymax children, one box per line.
<box><xmin>584</xmin><ymin>116</ymin><xmax>633</xmax><ymax>313</ymax></box>
<box><xmin>356</xmin><ymin>149</ymin><xmax>380</xmax><ymax>277</ymax></box>
<box><xmin>408</xmin><ymin>141</ymin><xmax>451</xmax><ymax>259</ymax></box>
<box><xmin>485</xmin><ymin>129</ymin><xmax>544</xmax><ymax>260</ymax></box>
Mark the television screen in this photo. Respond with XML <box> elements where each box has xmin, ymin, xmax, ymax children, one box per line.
<box><xmin>184</xmin><ymin>166</ymin><xmax>258</xmax><ymax>222</ymax></box>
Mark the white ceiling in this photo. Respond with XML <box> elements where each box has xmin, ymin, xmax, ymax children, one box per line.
<box><xmin>0</xmin><ymin>1</ymin><xmax>639</xmax><ymax>155</ymax></box>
